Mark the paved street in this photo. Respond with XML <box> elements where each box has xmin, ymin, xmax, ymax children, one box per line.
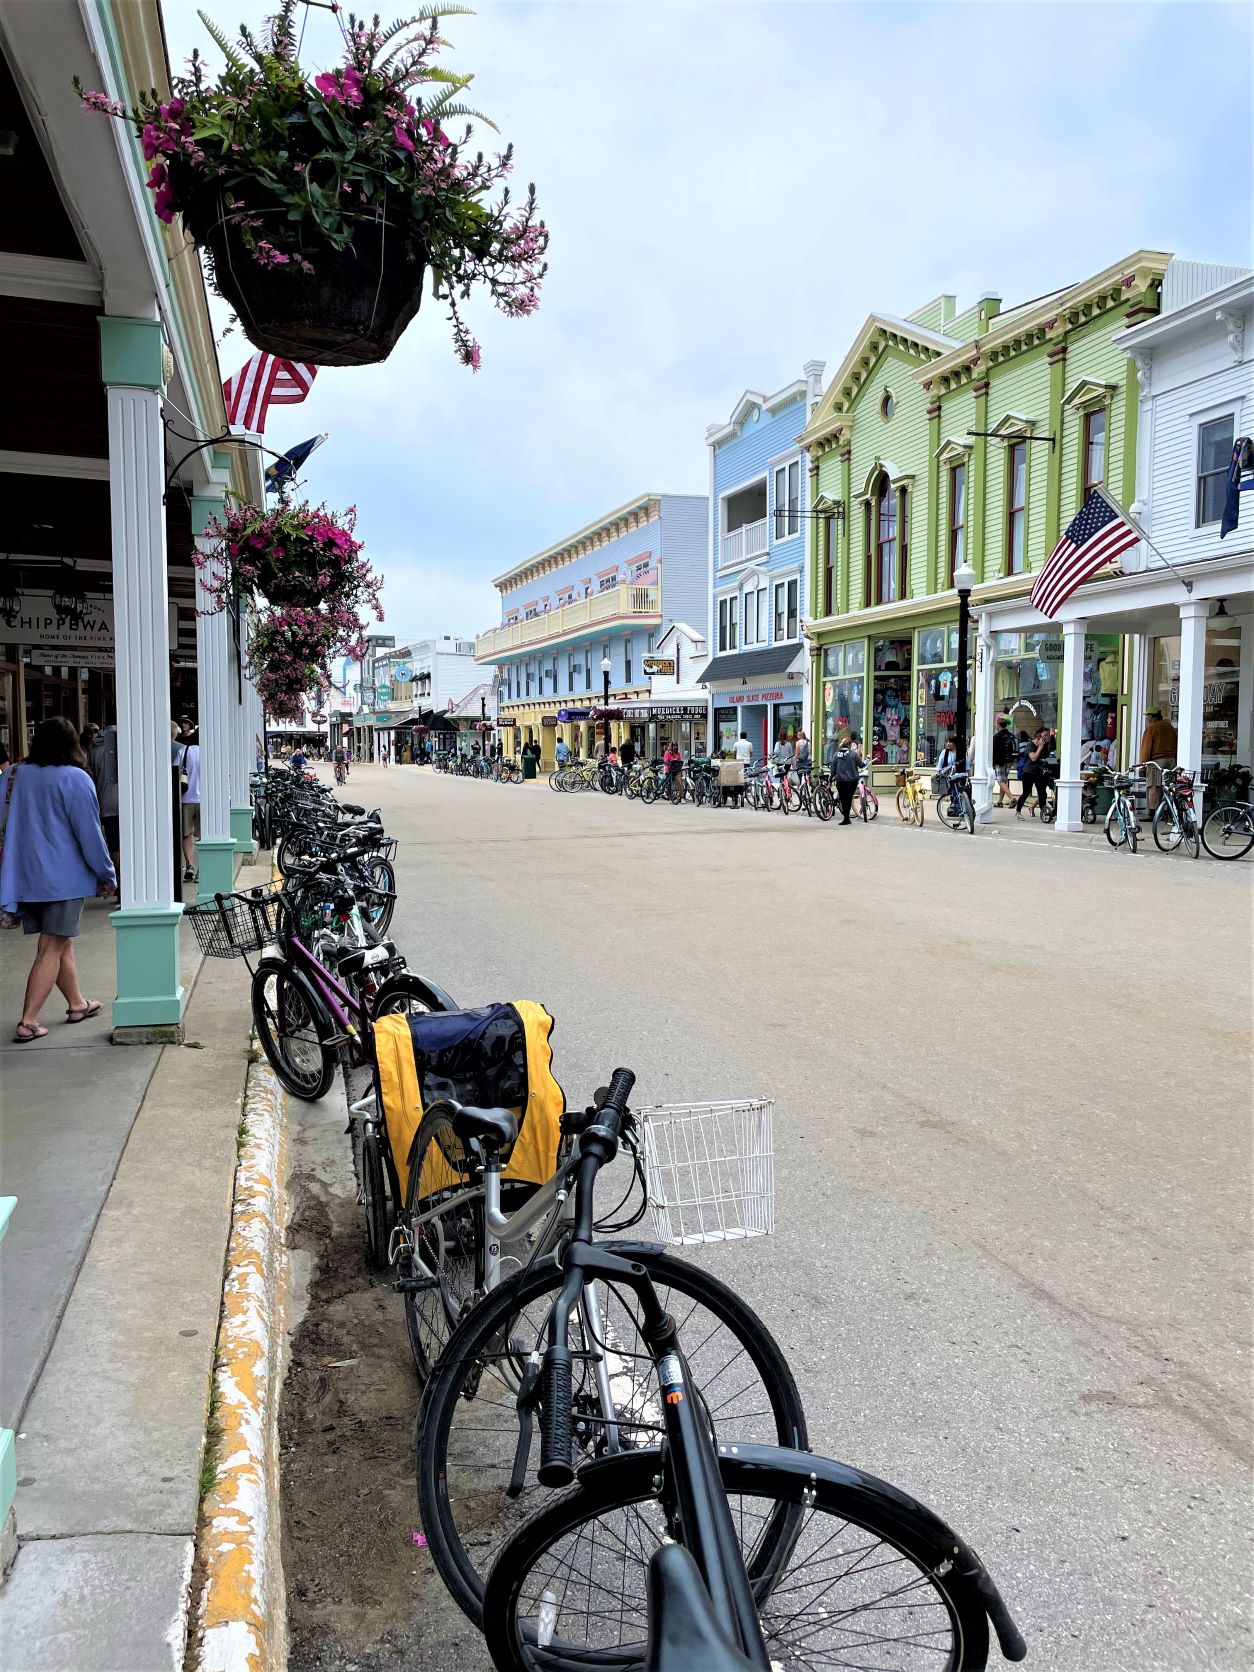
<box><xmin>284</xmin><ymin>763</ymin><xmax>1253</xmax><ymax>1672</ymax></box>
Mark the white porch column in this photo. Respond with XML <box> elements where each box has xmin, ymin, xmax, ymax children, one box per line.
<box><xmin>973</xmin><ymin>619</ymin><xmax>996</xmax><ymax>821</ymax></box>
<box><xmin>1055</xmin><ymin>617</ymin><xmax>1088</xmax><ymax>831</ymax></box>
<box><xmin>228</xmin><ymin>606</ymin><xmax>256</xmax><ymax>855</ymax></box>
<box><xmin>191</xmin><ymin>492</ymin><xmax>236</xmax><ymax>899</ymax></box>
<box><xmin>100</xmin><ymin>314</ymin><xmax>184</xmax><ymax>1038</ymax></box>
<box><xmin>1175</xmin><ymin>599</ymin><xmax>1209</xmax><ymax>776</ymax></box>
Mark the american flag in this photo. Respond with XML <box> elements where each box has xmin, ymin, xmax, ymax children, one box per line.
<box><xmin>1030</xmin><ymin>487</ymin><xmax>1140</xmax><ymax>619</ymax></box>
<box><xmin>222</xmin><ymin>353</ymin><xmax>317</xmax><ymax>433</ymax></box>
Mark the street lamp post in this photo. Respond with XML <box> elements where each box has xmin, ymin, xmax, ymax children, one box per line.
<box><xmin>954</xmin><ymin>561</ymin><xmax>976</xmax><ymax>775</ymax></box>
<box><xmin>601</xmin><ymin>656</ymin><xmax>612</xmax><ymax>759</ymax></box>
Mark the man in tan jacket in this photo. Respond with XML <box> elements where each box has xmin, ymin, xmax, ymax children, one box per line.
<box><xmin>1139</xmin><ymin>708</ymin><xmax>1178</xmax><ymax>813</ymax></box>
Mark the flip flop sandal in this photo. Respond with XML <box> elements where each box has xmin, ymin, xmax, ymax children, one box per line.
<box><xmin>14</xmin><ymin>1023</ymin><xmax>48</xmax><ymax>1042</ymax></box>
<box><xmin>66</xmin><ymin>1002</ymin><xmax>103</xmax><ymax>1024</ymax></box>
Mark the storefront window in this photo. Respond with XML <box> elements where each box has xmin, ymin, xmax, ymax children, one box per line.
<box><xmin>774</xmin><ymin>702</ymin><xmax>803</xmax><ymax>748</ymax></box>
<box><xmin>992</xmin><ymin>632</ymin><xmax>1123</xmax><ymax>766</ymax></box>
<box><xmin>714</xmin><ymin>707</ymin><xmax>738</xmax><ymax>756</ymax></box>
<box><xmin>1149</xmin><ymin>622</ymin><xmax>1244</xmax><ymax>763</ymax></box>
<box><xmin>914</xmin><ymin>625</ymin><xmax>973</xmax><ymax>766</ymax></box>
<box><xmin>821</xmin><ymin>641</ymin><xmax>866</xmax><ymax>747</ymax></box>
<box><xmin>870</xmin><ymin>637</ymin><xmax>911</xmax><ymax>767</ymax></box>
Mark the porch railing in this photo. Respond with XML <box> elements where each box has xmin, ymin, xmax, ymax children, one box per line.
<box><xmin>475</xmin><ymin>583</ymin><xmax>660</xmax><ymax>660</ymax></box>
<box><xmin>720</xmin><ymin>517</ymin><xmax>768</xmax><ymax>569</ymax></box>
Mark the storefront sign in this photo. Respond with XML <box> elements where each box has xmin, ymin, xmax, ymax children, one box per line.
<box><xmin>5</xmin><ymin>591</ymin><xmax>179</xmax><ymax>649</ymax></box>
<box><xmin>498</xmin><ymin>716</ymin><xmax>519</xmax><ymax>726</ymax></box>
<box><xmin>541</xmin><ymin>715</ymin><xmax>557</xmax><ymax>727</ymax></box>
<box><xmin>375</xmin><ymin>683</ymin><xmax>393</xmax><ymax>702</ymax></box>
<box><xmin>557</xmin><ymin>707</ymin><xmax>591</xmax><ymax>721</ymax></box>
<box><xmin>27</xmin><ymin>643</ymin><xmax>114</xmax><ymax>669</ymax></box>
<box><xmin>620</xmin><ymin>703</ymin><xmax>708</xmax><ymax>720</ymax></box>
<box><xmin>721</xmin><ymin>689</ymin><xmax>785</xmax><ymax>705</ymax></box>
<box><xmin>643</xmin><ymin>657</ymin><xmax>676</xmax><ymax>676</ymax></box>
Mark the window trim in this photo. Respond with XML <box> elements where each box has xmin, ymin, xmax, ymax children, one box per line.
<box><xmin>1006</xmin><ymin>440</ymin><xmax>1028</xmax><ymax>576</ymax></box>
<box><xmin>1081</xmin><ymin>404</ymin><xmax>1108</xmax><ymax>503</ymax></box>
<box><xmin>1194</xmin><ymin>407</ymin><xmax>1236</xmax><ymax>529</ymax></box>
<box><xmin>867</xmin><ymin>474</ymin><xmax>907</xmax><ymax>606</ymax></box>
<box><xmin>947</xmin><ymin>461</ymin><xmax>966</xmax><ymax>589</ymax></box>
<box><xmin>771</xmin><ymin>453</ymin><xmax>803</xmax><ymax>542</ymax></box>
<box><xmin>772</xmin><ymin>571</ymin><xmax>801</xmax><ymax>643</ymax></box>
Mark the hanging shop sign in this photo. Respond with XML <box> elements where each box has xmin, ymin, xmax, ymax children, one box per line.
<box><xmin>498</xmin><ymin>715</ymin><xmax>519</xmax><ymax>727</ymax></box>
<box><xmin>541</xmin><ymin>715</ymin><xmax>558</xmax><ymax>727</ymax></box>
<box><xmin>643</xmin><ymin>657</ymin><xmax>676</xmax><ymax>676</ymax></box>
<box><xmin>375</xmin><ymin>683</ymin><xmax>393</xmax><ymax>702</ymax></box>
<box><xmin>557</xmin><ymin>707</ymin><xmax>591</xmax><ymax>721</ymax></box>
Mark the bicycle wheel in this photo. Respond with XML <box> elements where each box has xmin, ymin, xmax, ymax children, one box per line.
<box><xmin>864</xmin><ymin>787</ymin><xmax>879</xmax><ymax>821</ymax></box>
<box><xmin>416</xmin><ymin>1250</ymin><xmax>807</xmax><ymax>1628</ymax></box>
<box><xmin>402</xmin><ymin>1110</ymin><xmax>486</xmax><ymax>1383</ymax></box>
<box><xmin>1202</xmin><ymin>803</ymin><xmax>1254</xmax><ymax>860</ymax></box>
<box><xmin>355</xmin><ymin>1126</ymin><xmax>390</xmax><ymax>1271</ymax></box>
<box><xmin>275</xmin><ymin>822</ymin><xmax>332</xmax><ymax>878</ymax></box>
<box><xmin>371</xmin><ymin>971</ymin><xmax>458</xmax><ymax>1019</ymax></box>
<box><xmin>1153</xmin><ymin>801</ymin><xmax>1183</xmax><ymax>853</ymax></box>
<box><xmin>360</xmin><ymin>855</ymin><xmax>396</xmax><ymax>935</ymax></box>
<box><xmin>483</xmin><ymin>1445</ymin><xmax>992</xmax><ymax>1672</ymax></box>
<box><xmin>640</xmin><ymin>777</ymin><xmax>657</xmax><ymax>805</ymax></box>
<box><xmin>814</xmin><ymin>783</ymin><xmax>836</xmax><ymax>822</ymax></box>
<box><xmin>936</xmin><ymin>793</ymin><xmax>966</xmax><ymax>833</ymax></box>
<box><xmin>250</xmin><ymin>958</ymin><xmax>337</xmax><ymax>1101</ymax></box>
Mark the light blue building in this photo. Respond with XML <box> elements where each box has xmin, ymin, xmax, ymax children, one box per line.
<box><xmin>475</xmin><ymin>492</ymin><xmax>708</xmax><ymax>766</ymax></box>
<box><xmin>701</xmin><ymin>363</ymin><xmax>827</xmax><ymax>757</ymax></box>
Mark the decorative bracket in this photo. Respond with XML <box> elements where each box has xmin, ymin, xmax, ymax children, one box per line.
<box><xmin>1216</xmin><ymin>308</ymin><xmax>1245</xmax><ymax>365</ymax></box>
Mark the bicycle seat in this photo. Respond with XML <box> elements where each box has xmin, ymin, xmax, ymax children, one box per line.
<box><xmin>643</xmin><ymin>1545</ymin><xmax>760</xmax><ymax>1672</ymax></box>
<box><xmin>339</xmin><ymin>802</ymin><xmax>365</xmax><ymax>815</ymax></box>
<box><xmin>451</xmin><ymin>1104</ymin><xmax>518</xmax><ymax>1154</ymax></box>
<box><xmin>336</xmin><ymin>940</ymin><xmax>397</xmax><ymax>976</ymax></box>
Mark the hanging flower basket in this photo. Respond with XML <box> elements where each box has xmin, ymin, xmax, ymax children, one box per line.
<box><xmin>195</xmin><ymin>500</ymin><xmax>381</xmax><ymax>619</ymax></box>
<box><xmin>188</xmin><ymin>198</ymin><xmax>428</xmax><ymax>368</ymax></box>
<box><xmin>76</xmin><ymin>3</ymin><xmax>548</xmax><ymax>370</ymax></box>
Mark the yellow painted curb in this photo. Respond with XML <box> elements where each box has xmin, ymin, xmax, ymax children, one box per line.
<box><xmin>189</xmin><ymin>1052</ymin><xmax>288</xmax><ymax>1672</ymax></box>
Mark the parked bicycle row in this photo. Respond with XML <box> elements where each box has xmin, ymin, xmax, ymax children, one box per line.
<box><xmin>186</xmin><ymin>764</ymin><xmax>1028</xmax><ymax>1669</ymax></box>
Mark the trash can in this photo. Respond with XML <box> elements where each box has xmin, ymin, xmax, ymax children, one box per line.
<box><xmin>522</xmin><ymin>753</ymin><xmax>537</xmax><ymax>782</ymax></box>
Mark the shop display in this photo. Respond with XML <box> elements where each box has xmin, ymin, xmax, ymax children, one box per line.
<box><xmin>871</xmin><ymin>638</ymin><xmax>912</xmax><ymax>766</ymax></box>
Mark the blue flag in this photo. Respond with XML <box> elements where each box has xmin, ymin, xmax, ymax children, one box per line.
<box><xmin>1220</xmin><ymin>436</ymin><xmax>1253</xmax><ymax>539</ymax></box>
<box><xmin>265</xmin><ymin>433</ymin><xmax>328</xmax><ymax>494</ymax></box>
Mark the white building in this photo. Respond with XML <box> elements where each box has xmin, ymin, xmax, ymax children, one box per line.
<box><xmin>974</xmin><ymin>259</ymin><xmax>1253</xmax><ymax>828</ymax></box>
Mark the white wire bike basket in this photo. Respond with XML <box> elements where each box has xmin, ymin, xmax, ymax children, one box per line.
<box><xmin>637</xmin><ymin>1100</ymin><xmax>774</xmax><ymax>1247</ymax></box>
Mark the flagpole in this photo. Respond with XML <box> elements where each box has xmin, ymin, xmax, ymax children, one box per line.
<box><xmin>1095</xmin><ymin>486</ymin><xmax>1193</xmax><ymax>595</ymax></box>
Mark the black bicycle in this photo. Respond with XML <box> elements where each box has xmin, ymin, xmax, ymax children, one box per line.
<box><xmin>480</xmin><ymin>1070</ymin><xmax>1026</xmax><ymax>1672</ymax></box>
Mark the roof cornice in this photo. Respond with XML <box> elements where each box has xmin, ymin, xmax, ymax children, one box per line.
<box><xmin>708</xmin><ymin>376</ymin><xmax>811</xmax><ymax>447</ymax></box>
<box><xmin>1120</xmin><ymin>272</ymin><xmax>1253</xmax><ymax>347</ymax></box>
<box><xmin>798</xmin><ymin>315</ymin><xmax>955</xmax><ymax>454</ymax></box>
<box><xmin>493</xmin><ymin>494</ymin><xmax>664</xmax><ymax>592</ymax></box>
<box><xmin>915</xmin><ymin>251</ymin><xmax>1172</xmax><ymax>395</ymax></box>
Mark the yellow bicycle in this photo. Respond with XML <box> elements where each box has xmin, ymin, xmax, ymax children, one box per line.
<box><xmin>895</xmin><ymin>768</ymin><xmax>926</xmax><ymax>826</ymax></box>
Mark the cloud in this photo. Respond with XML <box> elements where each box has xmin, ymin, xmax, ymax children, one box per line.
<box><xmin>165</xmin><ymin>0</ymin><xmax>1253</xmax><ymax>636</ymax></box>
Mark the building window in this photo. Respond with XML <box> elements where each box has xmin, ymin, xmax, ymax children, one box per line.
<box><xmin>743</xmin><ymin>589</ymin><xmax>756</xmax><ymax>646</ymax></box>
<box><xmin>624</xmin><ymin>635</ymin><xmax>633</xmax><ymax>684</ymax></box>
<box><xmin>647</xmin><ymin>632</ymin><xmax>656</xmax><ymax>653</ymax></box>
<box><xmin>824</xmin><ymin>516</ymin><xmax>837</xmax><ymax>616</ymax></box>
<box><xmin>773</xmin><ymin>460</ymin><xmax>801</xmax><ymax>538</ymax></box>
<box><xmin>1007</xmin><ymin>441</ymin><xmax>1027</xmax><ymax>574</ymax></box>
<box><xmin>869</xmin><ymin>475</ymin><xmax>904</xmax><ymax>605</ymax></box>
<box><xmin>599</xmin><ymin>573</ymin><xmax>618</xmax><ymax>593</ymax></box>
<box><xmin>1197</xmin><ymin>414</ymin><xmax>1235</xmax><ymax>525</ymax></box>
<box><xmin>948</xmin><ymin>462</ymin><xmax>966</xmax><ymax>587</ymax></box>
<box><xmin>1084</xmin><ymin>408</ymin><xmax>1106</xmax><ymax>497</ymax></box>
<box><xmin>569</xmin><ymin>655</ymin><xmax>579</xmax><ymax>691</ymax></box>
<box><xmin>551</xmin><ymin>655</ymin><xmax>558</xmax><ymax>692</ymax></box>
<box><xmin>525</xmin><ymin>664</ymin><xmax>532</xmax><ymax>696</ymax></box>
<box><xmin>881</xmin><ymin>391</ymin><xmax>895</xmax><ymax>420</ymax></box>
<box><xmin>585</xmin><ymin>648</ymin><xmax>592</xmax><ymax>687</ymax></box>
<box><xmin>718</xmin><ymin>595</ymin><xmax>739</xmax><ymax>652</ymax></box>
<box><xmin>773</xmin><ymin>578</ymin><xmax>799</xmax><ymax>641</ymax></box>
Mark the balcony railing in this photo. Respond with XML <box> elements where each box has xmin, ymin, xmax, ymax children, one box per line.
<box><xmin>476</xmin><ymin>582</ymin><xmax>660</xmax><ymax>661</ymax></box>
<box><xmin>720</xmin><ymin>518</ymin><xmax>768</xmax><ymax>569</ymax></box>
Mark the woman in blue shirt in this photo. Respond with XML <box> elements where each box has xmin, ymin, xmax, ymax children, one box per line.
<box><xmin>0</xmin><ymin>717</ymin><xmax>117</xmax><ymax>1042</ymax></box>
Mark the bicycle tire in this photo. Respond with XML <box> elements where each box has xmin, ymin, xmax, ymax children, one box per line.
<box><xmin>250</xmin><ymin>958</ymin><xmax>337</xmax><ymax>1101</ymax></box>
<box><xmin>482</xmin><ymin>1444</ymin><xmax>992</xmax><ymax>1672</ymax></box>
<box><xmin>1152</xmin><ymin>801</ymin><xmax>1182</xmax><ymax>853</ymax></box>
<box><xmin>894</xmin><ymin>788</ymin><xmax>913</xmax><ymax>823</ymax></box>
<box><xmin>1180</xmin><ymin>808</ymin><xmax>1200</xmax><ymax>859</ymax></box>
<box><xmin>402</xmin><ymin>1110</ymin><xmax>486</xmax><ymax>1383</ymax></box>
<box><xmin>1202</xmin><ymin>803</ymin><xmax>1254</xmax><ymax>859</ymax></box>
<box><xmin>358</xmin><ymin>1128</ymin><xmax>390</xmax><ymax>1271</ymax></box>
<box><xmin>936</xmin><ymin>794</ymin><xmax>966</xmax><ymax>833</ymax></box>
<box><xmin>416</xmin><ymin>1249</ymin><xmax>807</xmax><ymax>1628</ymax></box>
<box><xmin>640</xmin><ymin>778</ymin><xmax>657</xmax><ymax>805</ymax></box>
<box><xmin>361</xmin><ymin>855</ymin><xmax>396</xmax><ymax>936</ymax></box>
<box><xmin>814</xmin><ymin>784</ymin><xmax>836</xmax><ymax>821</ymax></box>
<box><xmin>864</xmin><ymin>788</ymin><xmax>879</xmax><ymax>821</ymax></box>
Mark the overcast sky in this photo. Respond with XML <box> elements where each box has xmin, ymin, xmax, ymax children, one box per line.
<box><xmin>163</xmin><ymin>0</ymin><xmax>1253</xmax><ymax>643</ymax></box>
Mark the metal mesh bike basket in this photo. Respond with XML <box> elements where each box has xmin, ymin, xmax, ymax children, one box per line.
<box><xmin>185</xmin><ymin>888</ymin><xmax>284</xmax><ymax>958</ymax></box>
<box><xmin>637</xmin><ymin>1100</ymin><xmax>774</xmax><ymax>1246</ymax></box>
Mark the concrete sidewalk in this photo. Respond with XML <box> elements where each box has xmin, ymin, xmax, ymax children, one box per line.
<box><xmin>0</xmin><ymin>863</ymin><xmax>269</xmax><ymax>1671</ymax></box>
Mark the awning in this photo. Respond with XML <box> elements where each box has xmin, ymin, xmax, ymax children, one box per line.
<box><xmin>698</xmin><ymin>644</ymin><xmax>805</xmax><ymax>685</ymax></box>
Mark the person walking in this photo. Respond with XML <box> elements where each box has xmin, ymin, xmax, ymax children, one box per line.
<box><xmin>991</xmin><ymin>714</ymin><xmax>1015</xmax><ymax>808</ymax></box>
<box><xmin>832</xmin><ymin>731</ymin><xmax>864</xmax><ymax>823</ymax></box>
<box><xmin>1</xmin><ymin>716</ymin><xmax>116</xmax><ymax>1042</ymax></box>
<box><xmin>1138</xmin><ymin>706</ymin><xmax>1178</xmax><ymax>814</ymax></box>
<box><xmin>178</xmin><ymin>727</ymin><xmax>201</xmax><ymax>883</ymax></box>
<box><xmin>380</xmin><ymin>742</ymin><xmax>390</xmax><ymax>768</ymax></box>
<box><xmin>1015</xmin><ymin>726</ymin><xmax>1052</xmax><ymax>819</ymax></box>
<box><xmin>734</xmin><ymin>731</ymin><xmax>753</xmax><ymax>766</ymax></box>
<box><xmin>89</xmin><ymin>714</ymin><xmax>122</xmax><ymax>887</ymax></box>
<box><xmin>794</xmin><ymin>731</ymin><xmax>813</xmax><ymax>776</ymax></box>
<box><xmin>619</xmin><ymin>736</ymin><xmax>636</xmax><ymax>769</ymax></box>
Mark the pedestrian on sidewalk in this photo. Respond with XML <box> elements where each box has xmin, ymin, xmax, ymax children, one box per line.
<box><xmin>991</xmin><ymin>715</ymin><xmax>1015</xmax><ymax>808</ymax></box>
<box><xmin>1138</xmin><ymin>707</ymin><xmax>1178</xmax><ymax>815</ymax></box>
<box><xmin>1015</xmin><ymin>727</ymin><xmax>1052</xmax><ymax>820</ymax></box>
<box><xmin>734</xmin><ymin>731</ymin><xmax>753</xmax><ymax>766</ymax></box>
<box><xmin>795</xmin><ymin>732</ymin><xmax>813</xmax><ymax>775</ymax></box>
<box><xmin>179</xmin><ymin>728</ymin><xmax>201</xmax><ymax>883</ymax></box>
<box><xmin>88</xmin><ymin>713</ymin><xmax>122</xmax><ymax>887</ymax></box>
<box><xmin>832</xmin><ymin>731</ymin><xmax>863</xmax><ymax>823</ymax></box>
<box><xmin>1</xmin><ymin>716</ymin><xmax>116</xmax><ymax>1043</ymax></box>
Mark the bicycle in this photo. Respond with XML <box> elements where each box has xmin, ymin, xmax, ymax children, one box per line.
<box><xmin>851</xmin><ymin>766</ymin><xmax>879</xmax><ymax>821</ymax></box>
<box><xmin>1201</xmin><ymin>799</ymin><xmax>1254</xmax><ymax>860</ymax></box>
<box><xmin>479</xmin><ymin>1070</ymin><xmax>1026</xmax><ymax>1672</ymax></box>
<box><xmin>411</xmin><ymin>1085</ymin><xmax>808</xmax><ymax>1627</ymax></box>
<box><xmin>1152</xmin><ymin>767</ymin><xmax>1200</xmax><ymax>858</ymax></box>
<box><xmin>935</xmin><ymin>768</ymin><xmax>976</xmax><ymax>835</ymax></box>
<box><xmin>793</xmin><ymin>767</ymin><xmax>835</xmax><ymax>821</ymax></box>
<box><xmin>895</xmin><ymin>767</ymin><xmax>926</xmax><ymax>825</ymax></box>
<box><xmin>1100</xmin><ymin>766</ymin><xmax>1142</xmax><ymax>853</ymax></box>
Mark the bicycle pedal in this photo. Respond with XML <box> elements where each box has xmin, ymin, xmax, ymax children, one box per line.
<box><xmin>394</xmin><ymin>1274</ymin><xmax>441</xmax><ymax>1295</ymax></box>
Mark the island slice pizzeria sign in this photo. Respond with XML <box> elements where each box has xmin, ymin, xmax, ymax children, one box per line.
<box><xmin>722</xmin><ymin>689</ymin><xmax>786</xmax><ymax>705</ymax></box>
